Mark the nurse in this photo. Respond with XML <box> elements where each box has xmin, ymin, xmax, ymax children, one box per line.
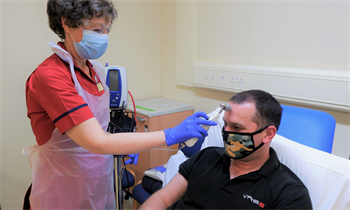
<box><xmin>24</xmin><ymin>0</ymin><xmax>216</xmax><ymax>209</ymax></box>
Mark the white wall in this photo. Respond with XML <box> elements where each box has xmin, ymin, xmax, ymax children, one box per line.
<box><xmin>1</xmin><ymin>0</ymin><xmax>349</xmax><ymax>209</ymax></box>
<box><xmin>195</xmin><ymin>1</ymin><xmax>348</xmax><ymax>69</ymax></box>
<box><xmin>100</xmin><ymin>1</ymin><xmax>161</xmax><ymax>101</ymax></box>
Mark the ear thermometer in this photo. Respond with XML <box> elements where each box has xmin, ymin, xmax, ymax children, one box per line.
<box><xmin>184</xmin><ymin>103</ymin><xmax>232</xmax><ymax>147</ymax></box>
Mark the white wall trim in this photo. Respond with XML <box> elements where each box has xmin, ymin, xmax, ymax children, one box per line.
<box><xmin>193</xmin><ymin>62</ymin><xmax>349</xmax><ymax>82</ymax></box>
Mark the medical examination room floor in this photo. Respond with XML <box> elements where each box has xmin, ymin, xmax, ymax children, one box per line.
<box><xmin>122</xmin><ymin>197</ymin><xmax>133</xmax><ymax>210</ymax></box>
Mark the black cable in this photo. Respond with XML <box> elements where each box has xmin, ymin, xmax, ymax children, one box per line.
<box><xmin>108</xmin><ymin>108</ymin><xmax>135</xmax><ymax>133</ymax></box>
<box><xmin>122</xmin><ymin>156</ymin><xmax>132</xmax><ymax>200</ymax></box>
<box><xmin>108</xmin><ymin>108</ymin><xmax>133</xmax><ymax>133</ymax></box>
<box><xmin>108</xmin><ymin>105</ymin><xmax>136</xmax><ymax>201</ymax></box>
<box><xmin>108</xmin><ymin>121</ymin><xmax>124</xmax><ymax>133</ymax></box>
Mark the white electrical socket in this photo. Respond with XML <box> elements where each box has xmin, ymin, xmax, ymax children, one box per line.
<box><xmin>203</xmin><ymin>73</ymin><xmax>209</xmax><ymax>81</ymax></box>
<box><xmin>215</xmin><ymin>71</ymin><xmax>227</xmax><ymax>88</ymax></box>
<box><xmin>196</xmin><ymin>69</ymin><xmax>232</xmax><ymax>88</ymax></box>
<box><xmin>227</xmin><ymin>72</ymin><xmax>247</xmax><ymax>90</ymax></box>
<box><xmin>202</xmin><ymin>70</ymin><xmax>217</xmax><ymax>86</ymax></box>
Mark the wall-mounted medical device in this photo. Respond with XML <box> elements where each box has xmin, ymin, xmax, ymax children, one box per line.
<box><xmin>105</xmin><ymin>65</ymin><xmax>128</xmax><ymax>109</ymax></box>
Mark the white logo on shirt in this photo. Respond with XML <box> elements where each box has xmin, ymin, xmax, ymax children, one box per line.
<box><xmin>243</xmin><ymin>194</ymin><xmax>265</xmax><ymax>208</ymax></box>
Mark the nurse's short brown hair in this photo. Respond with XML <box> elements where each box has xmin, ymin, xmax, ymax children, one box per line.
<box><xmin>47</xmin><ymin>0</ymin><xmax>117</xmax><ymax>40</ymax></box>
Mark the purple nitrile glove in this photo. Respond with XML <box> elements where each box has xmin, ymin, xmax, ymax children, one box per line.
<box><xmin>163</xmin><ymin>111</ymin><xmax>217</xmax><ymax>146</ymax></box>
<box><xmin>125</xmin><ymin>153</ymin><xmax>139</xmax><ymax>165</ymax></box>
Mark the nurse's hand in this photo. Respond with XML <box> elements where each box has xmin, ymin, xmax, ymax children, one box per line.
<box><xmin>163</xmin><ymin>111</ymin><xmax>217</xmax><ymax>146</ymax></box>
<box><xmin>125</xmin><ymin>153</ymin><xmax>139</xmax><ymax>165</ymax></box>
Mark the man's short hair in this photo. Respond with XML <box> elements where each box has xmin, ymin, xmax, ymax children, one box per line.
<box><xmin>229</xmin><ymin>90</ymin><xmax>282</xmax><ymax>130</ymax></box>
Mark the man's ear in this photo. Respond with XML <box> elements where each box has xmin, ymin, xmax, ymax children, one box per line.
<box><xmin>262</xmin><ymin>126</ymin><xmax>277</xmax><ymax>143</ymax></box>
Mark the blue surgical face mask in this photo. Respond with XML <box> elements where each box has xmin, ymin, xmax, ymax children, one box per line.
<box><xmin>221</xmin><ymin>126</ymin><xmax>268</xmax><ymax>159</ymax></box>
<box><xmin>71</xmin><ymin>28</ymin><xmax>109</xmax><ymax>60</ymax></box>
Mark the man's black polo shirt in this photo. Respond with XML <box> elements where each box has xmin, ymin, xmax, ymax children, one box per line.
<box><xmin>169</xmin><ymin>147</ymin><xmax>312</xmax><ymax>209</ymax></box>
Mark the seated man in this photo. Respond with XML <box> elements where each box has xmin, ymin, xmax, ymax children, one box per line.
<box><xmin>140</xmin><ymin>89</ymin><xmax>312</xmax><ymax>209</ymax></box>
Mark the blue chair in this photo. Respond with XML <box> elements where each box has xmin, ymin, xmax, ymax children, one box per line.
<box><xmin>277</xmin><ymin>105</ymin><xmax>336</xmax><ymax>153</ymax></box>
<box><xmin>122</xmin><ymin>169</ymin><xmax>135</xmax><ymax>190</ymax></box>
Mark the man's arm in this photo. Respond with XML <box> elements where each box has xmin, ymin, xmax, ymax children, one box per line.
<box><xmin>140</xmin><ymin>173</ymin><xmax>188</xmax><ymax>210</ymax></box>
<box><xmin>274</xmin><ymin>186</ymin><xmax>313</xmax><ymax>209</ymax></box>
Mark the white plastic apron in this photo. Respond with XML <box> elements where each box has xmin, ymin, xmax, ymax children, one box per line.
<box><xmin>25</xmin><ymin>41</ymin><xmax>115</xmax><ymax>209</ymax></box>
